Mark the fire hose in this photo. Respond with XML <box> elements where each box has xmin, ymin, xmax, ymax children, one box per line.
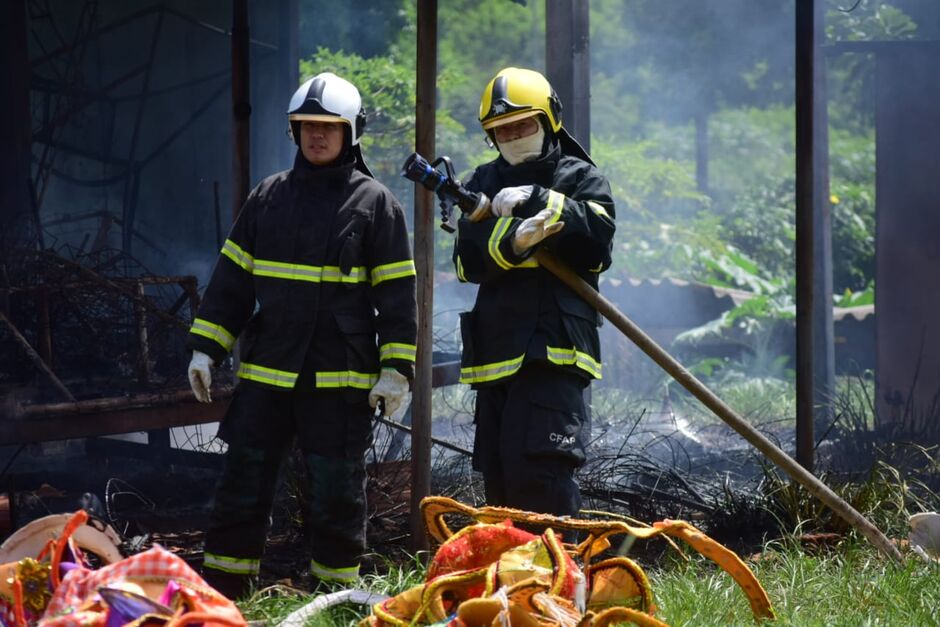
<box><xmin>402</xmin><ymin>152</ymin><xmax>903</xmax><ymax>563</ymax></box>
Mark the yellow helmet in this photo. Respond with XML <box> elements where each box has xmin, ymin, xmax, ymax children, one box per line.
<box><xmin>479</xmin><ymin>67</ymin><xmax>563</xmax><ymax>133</ymax></box>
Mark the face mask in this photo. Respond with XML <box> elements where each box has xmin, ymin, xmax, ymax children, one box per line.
<box><xmin>497</xmin><ymin>124</ymin><xmax>546</xmax><ymax>165</ymax></box>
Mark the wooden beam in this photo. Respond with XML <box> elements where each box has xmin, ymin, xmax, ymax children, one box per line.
<box><xmin>1</xmin><ymin>389</ymin><xmax>232</xmax><ymax>445</ymax></box>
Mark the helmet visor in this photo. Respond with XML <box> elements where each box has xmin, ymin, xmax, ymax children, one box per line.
<box><xmin>288</xmin><ymin>113</ymin><xmax>350</xmax><ymax>126</ymax></box>
<box><xmin>481</xmin><ymin>109</ymin><xmax>542</xmax><ymax>131</ymax></box>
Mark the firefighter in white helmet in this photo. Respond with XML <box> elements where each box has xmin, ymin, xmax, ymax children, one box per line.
<box><xmin>186</xmin><ymin>72</ymin><xmax>417</xmax><ymax>597</ymax></box>
<box><xmin>454</xmin><ymin>67</ymin><xmax>616</xmax><ymax>517</ymax></box>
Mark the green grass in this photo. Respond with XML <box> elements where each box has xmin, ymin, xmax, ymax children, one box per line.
<box><xmin>236</xmin><ymin>541</ymin><xmax>940</xmax><ymax>626</ymax></box>
<box><xmin>650</xmin><ymin>541</ymin><xmax>940</xmax><ymax>625</ymax></box>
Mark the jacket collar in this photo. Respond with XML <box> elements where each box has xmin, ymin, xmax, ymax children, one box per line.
<box><xmin>292</xmin><ymin>149</ymin><xmax>356</xmax><ymax>184</ymax></box>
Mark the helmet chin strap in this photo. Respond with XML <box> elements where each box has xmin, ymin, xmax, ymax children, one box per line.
<box><xmin>497</xmin><ymin>124</ymin><xmax>546</xmax><ymax>165</ymax></box>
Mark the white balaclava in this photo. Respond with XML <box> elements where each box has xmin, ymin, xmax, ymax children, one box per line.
<box><xmin>497</xmin><ymin>123</ymin><xmax>546</xmax><ymax>165</ymax></box>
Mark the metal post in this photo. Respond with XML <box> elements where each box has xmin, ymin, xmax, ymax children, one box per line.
<box><xmin>545</xmin><ymin>0</ymin><xmax>590</xmax><ymax>151</ymax></box>
<box><xmin>410</xmin><ymin>0</ymin><xmax>437</xmax><ymax>553</ymax></box>
<box><xmin>232</xmin><ymin>0</ymin><xmax>251</xmax><ymax>221</ymax></box>
<box><xmin>795</xmin><ymin>0</ymin><xmax>816</xmax><ymax>470</ymax></box>
<box><xmin>811</xmin><ymin>1</ymin><xmax>835</xmax><ymax>439</ymax></box>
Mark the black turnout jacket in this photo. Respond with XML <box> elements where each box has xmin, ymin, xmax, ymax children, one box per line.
<box><xmin>453</xmin><ymin>144</ymin><xmax>616</xmax><ymax>387</ymax></box>
<box><xmin>188</xmin><ymin>152</ymin><xmax>417</xmax><ymax>391</ymax></box>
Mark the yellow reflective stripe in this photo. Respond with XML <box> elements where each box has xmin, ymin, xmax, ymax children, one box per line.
<box><xmin>589</xmin><ymin>261</ymin><xmax>604</xmax><ymax>273</ymax></box>
<box><xmin>236</xmin><ymin>361</ymin><xmax>298</xmax><ymax>388</ymax></box>
<box><xmin>253</xmin><ymin>259</ymin><xmax>369</xmax><ymax>284</ymax></box>
<box><xmin>315</xmin><ymin>370</ymin><xmax>379</xmax><ymax>389</ymax></box>
<box><xmin>189</xmin><ymin>318</ymin><xmax>235</xmax><ymax>352</ymax></box>
<box><xmin>380</xmin><ymin>343</ymin><xmax>417</xmax><ymax>362</ymax></box>
<box><xmin>488</xmin><ymin>217</ymin><xmax>515</xmax><ymax>270</ymax></box>
<box><xmin>310</xmin><ymin>558</ymin><xmax>360</xmax><ymax>582</ymax></box>
<box><xmin>321</xmin><ymin>265</ymin><xmax>370</xmax><ymax>283</ymax></box>
<box><xmin>371</xmin><ymin>260</ymin><xmax>416</xmax><ymax>286</ymax></box>
<box><xmin>203</xmin><ymin>552</ymin><xmax>260</xmax><ymax>575</ymax></box>
<box><xmin>456</xmin><ymin>255</ymin><xmax>467</xmax><ymax>282</ymax></box>
<box><xmin>221</xmin><ymin>239</ymin><xmax>254</xmax><ymax>272</ymax></box>
<box><xmin>546</xmin><ymin>190</ymin><xmax>565</xmax><ymax>225</ymax></box>
<box><xmin>546</xmin><ymin>346</ymin><xmax>602</xmax><ymax>379</ymax></box>
<box><xmin>587</xmin><ymin>200</ymin><xmax>611</xmax><ymax>220</ymax></box>
<box><xmin>459</xmin><ymin>354</ymin><xmax>525</xmax><ymax>384</ymax></box>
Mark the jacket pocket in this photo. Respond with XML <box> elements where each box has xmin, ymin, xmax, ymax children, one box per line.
<box><xmin>555</xmin><ymin>289</ymin><xmax>598</xmax><ymax>325</ymax></box>
<box><xmin>338</xmin><ymin>231</ymin><xmax>364</xmax><ymax>276</ymax></box>
<box><xmin>333</xmin><ymin>312</ymin><xmax>378</xmax><ymax>370</ymax></box>
<box><xmin>524</xmin><ymin>385</ymin><xmax>587</xmax><ymax>466</ymax></box>
<box><xmin>554</xmin><ymin>290</ymin><xmax>601</xmax><ymax>361</ymax></box>
<box><xmin>459</xmin><ymin>311</ymin><xmax>475</xmax><ymax>367</ymax></box>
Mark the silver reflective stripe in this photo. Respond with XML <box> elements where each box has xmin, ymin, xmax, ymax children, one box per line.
<box><xmin>310</xmin><ymin>558</ymin><xmax>359</xmax><ymax>582</ymax></box>
<box><xmin>546</xmin><ymin>190</ymin><xmax>565</xmax><ymax>225</ymax></box>
<box><xmin>252</xmin><ymin>259</ymin><xmax>369</xmax><ymax>283</ymax></box>
<box><xmin>380</xmin><ymin>343</ymin><xmax>417</xmax><ymax>362</ymax></box>
<box><xmin>203</xmin><ymin>552</ymin><xmax>260</xmax><ymax>575</ymax></box>
<box><xmin>315</xmin><ymin>371</ymin><xmax>380</xmax><ymax>389</ymax></box>
<box><xmin>236</xmin><ymin>362</ymin><xmax>299</xmax><ymax>388</ymax></box>
<box><xmin>322</xmin><ymin>265</ymin><xmax>369</xmax><ymax>283</ymax></box>
<box><xmin>371</xmin><ymin>260</ymin><xmax>417</xmax><ymax>286</ymax></box>
<box><xmin>190</xmin><ymin>318</ymin><xmax>235</xmax><ymax>352</ymax></box>
<box><xmin>487</xmin><ymin>217</ymin><xmax>515</xmax><ymax>270</ymax></box>
<box><xmin>221</xmin><ymin>239</ymin><xmax>255</xmax><ymax>272</ymax></box>
<box><xmin>546</xmin><ymin>346</ymin><xmax>602</xmax><ymax>379</ymax></box>
<box><xmin>459</xmin><ymin>354</ymin><xmax>525</xmax><ymax>384</ymax></box>
<box><xmin>253</xmin><ymin>259</ymin><xmax>324</xmax><ymax>282</ymax></box>
<box><xmin>587</xmin><ymin>200</ymin><xmax>611</xmax><ymax>219</ymax></box>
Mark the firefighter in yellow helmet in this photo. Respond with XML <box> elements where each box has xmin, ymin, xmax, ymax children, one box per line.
<box><xmin>454</xmin><ymin>67</ymin><xmax>616</xmax><ymax>517</ymax></box>
<box><xmin>186</xmin><ymin>72</ymin><xmax>417</xmax><ymax>597</ymax></box>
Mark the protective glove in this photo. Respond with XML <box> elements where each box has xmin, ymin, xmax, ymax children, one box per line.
<box><xmin>369</xmin><ymin>368</ymin><xmax>410</xmax><ymax>418</ymax></box>
<box><xmin>188</xmin><ymin>350</ymin><xmax>215</xmax><ymax>403</ymax></box>
<box><xmin>512</xmin><ymin>207</ymin><xmax>565</xmax><ymax>256</ymax></box>
<box><xmin>491</xmin><ymin>185</ymin><xmax>534</xmax><ymax>217</ymax></box>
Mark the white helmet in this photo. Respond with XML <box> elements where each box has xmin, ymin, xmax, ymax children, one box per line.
<box><xmin>287</xmin><ymin>72</ymin><xmax>366</xmax><ymax>145</ymax></box>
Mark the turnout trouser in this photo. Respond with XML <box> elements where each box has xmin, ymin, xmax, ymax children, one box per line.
<box><xmin>202</xmin><ymin>383</ymin><xmax>372</xmax><ymax>598</ymax></box>
<box><xmin>472</xmin><ymin>361</ymin><xmax>590</xmax><ymax>517</ymax></box>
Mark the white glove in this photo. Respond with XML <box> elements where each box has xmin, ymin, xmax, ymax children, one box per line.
<box><xmin>512</xmin><ymin>207</ymin><xmax>565</xmax><ymax>255</ymax></box>
<box><xmin>188</xmin><ymin>350</ymin><xmax>215</xmax><ymax>403</ymax></box>
<box><xmin>491</xmin><ymin>185</ymin><xmax>534</xmax><ymax>217</ymax></box>
<box><xmin>369</xmin><ymin>368</ymin><xmax>410</xmax><ymax>418</ymax></box>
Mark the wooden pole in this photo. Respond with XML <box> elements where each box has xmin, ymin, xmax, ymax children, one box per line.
<box><xmin>534</xmin><ymin>249</ymin><xmax>902</xmax><ymax>563</ymax></box>
<box><xmin>410</xmin><ymin>0</ymin><xmax>437</xmax><ymax>553</ymax></box>
<box><xmin>795</xmin><ymin>0</ymin><xmax>816</xmax><ymax>470</ymax></box>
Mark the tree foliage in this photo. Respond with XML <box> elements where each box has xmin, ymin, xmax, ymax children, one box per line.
<box><xmin>295</xmin><ymin>0</ymin><xmax>918</xmax><ymax>308</ymax></box>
